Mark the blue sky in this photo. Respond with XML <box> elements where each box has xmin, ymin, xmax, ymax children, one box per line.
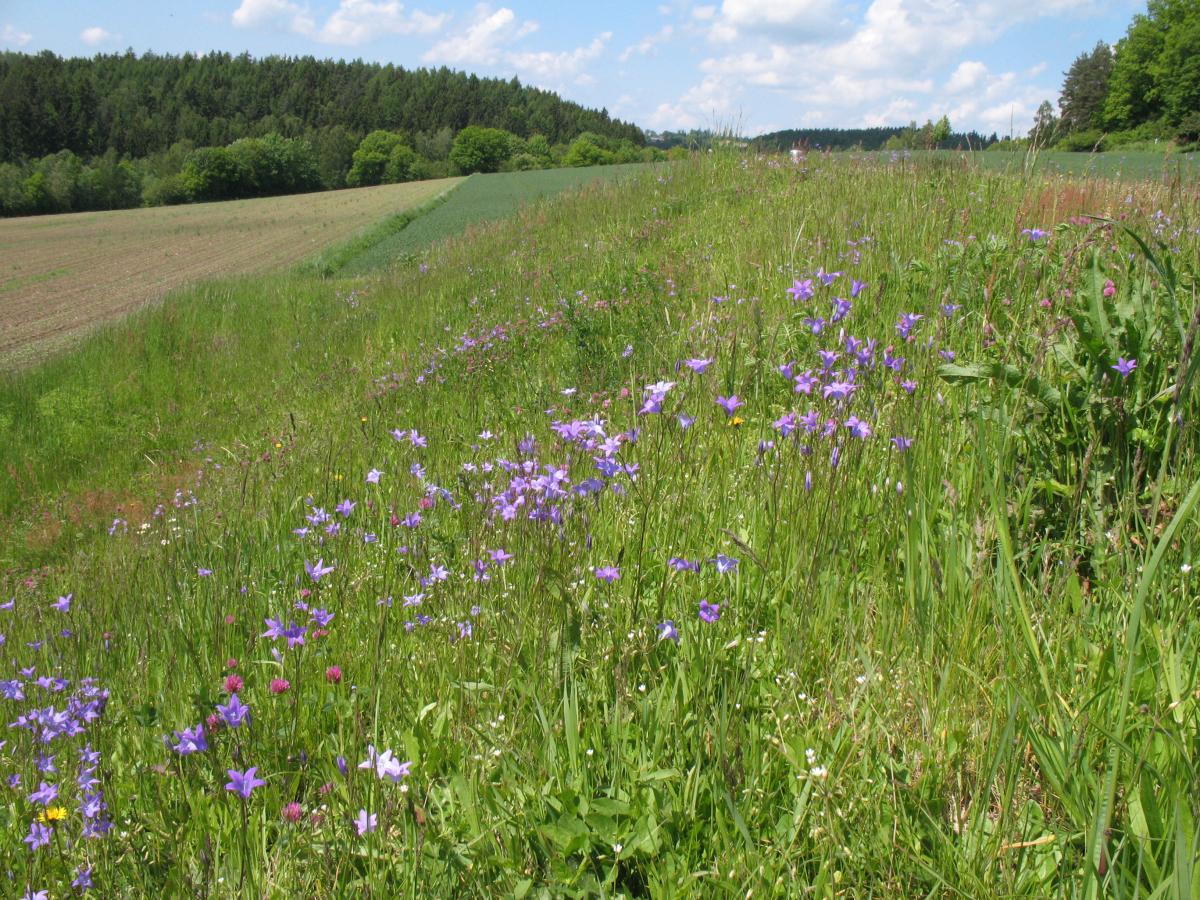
<box><xmin>1</xmin><ymin>1</ymin><xmax>1145</xmax><ymax>136</ymax></box>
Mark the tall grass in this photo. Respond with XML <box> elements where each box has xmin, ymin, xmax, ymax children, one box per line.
<box><xmin>0</xmin><ymin>152</ymin><xmax>1196</xmax><ymax>896</ymax></box>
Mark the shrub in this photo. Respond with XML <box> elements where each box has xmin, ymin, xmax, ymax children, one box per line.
<box><xmin>1056</xmin><ymin>130</ymin><xmax>1107</xmax><ymax>152</ymax></box>
<box><xmin>384</xmin><ymin>144</ymin><xmax>420</xmax><ymax>183</ymax></box>
<box><xmin>347</xmin><ymin>130</ymin><xmax>408</xmax><ymax>187</ymax></box>
<box><xmin>449</xmin><ymin>126</ymin><xmax>515</xmax><ymax>174</ymax></box>
<box><xmin>180</xmin><ymin>147</ymin><xmax>249</xmax><ymax>201</ymax></box>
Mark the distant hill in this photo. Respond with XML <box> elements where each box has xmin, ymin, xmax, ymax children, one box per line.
<box><xmin>753</xmin><ymin>126</ymin><xmax>998</xmax><ymax>152</ymax></box>
<box><xmin>0</xmin><ymin>50</ymin><xmax>644</xmax><ymax>163</ymax></box>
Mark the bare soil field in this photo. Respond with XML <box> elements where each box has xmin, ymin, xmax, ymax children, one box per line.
<box><xmin>0</xmin><ymin>178</ymin><xmax>460</xmax><ymax>368</ymax></box>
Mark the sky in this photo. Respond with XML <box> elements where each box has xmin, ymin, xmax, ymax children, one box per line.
<box><xmin>0</xmin><ymin>0</ymin><xmax>1147</xmax><ymax>137</ymax></box>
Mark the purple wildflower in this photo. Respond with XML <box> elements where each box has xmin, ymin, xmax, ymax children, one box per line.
<box><xmin>172</xmin><ymin>724</ymin><xmax>207</xmax><ymax>755</ymax></box>
<box><xmin>715</xmin><ymin>395</ymin><xmax>744</xmax><ymax>416</ymax></box>
<box><xmin>23</xmin><ymin>821</ymin><xmax>52</xmax><ymax>851</ymax></box>
<box><xmin>1111</xmin><ymin>357</ymin><xmax>1137</xmax><ymax>378</ymax></box>
<box><xmin>657</xmin><ymin>621</ymin><xmax>679</xmax><ymax>643</ymax></box>
<box><xmin>699</xmin><ymin>600</ymin><xmax>721</xmax><ymax>623</ymax></box>
<box><xmin>355</xmin><ymin>809</ymin><xmax>377</xmax><ymax>835</ymax></box>
<box><xmin>793</xmin><ymin>371</ymin><xmax>818</xmax><ymax>395</ymax></box>
<box><xmin>711</xmin><ymin>554</ymin><xmax>738</xmax><ymax>575</ymax></box>
<box><xmin>217</xmin><ymin>694</ymin><xmax>250</xmax><ymax>729</ymax></box>
<box><xmin>594</xmin><ymin>566</ymin><xmax>621</xmax><ymax>583</ymax></box>
<box><xmin>304</xmin><ymin>559</ymin><xmax>335</xmax><ymax>583</ymax></box>
<box><xmin>28</xmin><ymin>781</ymin><xmax>58</xmax><ymax>805</ymax></box>
<box><xmin>787</xmin><ymin>278</ymin><xmax>815</xmax><ymax>301</ymax></box>
<box><xmin>845</xmin><ymin>416</ymin><xmax>872</xmax><ymax>439</ymax></box>
<box><xmin>896</xmin><ymin>313</ymin><xmax>924</xmax><ymax>340</ymax></box>
<box><xmin>225</xmin><ymin>767</ymin><xmax>267</xmax><ymax>799</ymax></box>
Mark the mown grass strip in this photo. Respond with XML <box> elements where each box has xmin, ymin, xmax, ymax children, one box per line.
<box><xmin>302</xmin><ymin>177</ymin><xmax>467</xmax><ymax>278</ymax></box>
<box><xmin>338</xmin><ymin>163</ymin><xmax>651</xmax><ymax>276</ymax></box>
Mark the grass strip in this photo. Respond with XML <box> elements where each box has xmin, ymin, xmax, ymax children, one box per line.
<box><xmin>302</xmin><ymin>177</ymin><xmax>468</xmax><ymax>278</ymax></box>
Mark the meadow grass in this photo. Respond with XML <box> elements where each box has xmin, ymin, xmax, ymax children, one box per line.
<box><xmin>953</xmin><ymin>148</ymin><xmax>1198</xmax><ymax>181</ymax></box>
<box><xmin>0</xmin><ymin>153</ymin><xmax>1197</xmax><ymax>897</ymax></box>
<box><xmin>337</xmin><ymin>163</ymin><xmax>649</xmax><ymax>275</ymax></box>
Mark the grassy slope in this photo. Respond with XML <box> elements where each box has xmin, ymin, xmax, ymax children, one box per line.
<box><xmin>338</xmin><ymin>164</ymin><xmax>649</xmax><ymax>275</ymax></box>
<box><xmin>0</xmin><ymin>155</ymin><xmax>1197</xmax><ymax>896</ymax></box>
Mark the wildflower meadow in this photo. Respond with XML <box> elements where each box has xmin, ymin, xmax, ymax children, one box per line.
<box><xmin>1</xmin><ymin>152</ymin><xmax>1198</xmax><ymax>896</ymax></box>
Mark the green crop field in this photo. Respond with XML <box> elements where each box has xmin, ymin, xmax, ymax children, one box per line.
<box><xmin>1</xmin><ymin>153</ymin><xmax>1198</xmax><ymax>897</ymax></box>
<box><xmin>969</xmin><ymin>149</ymin><xmax>1200</xmax><ymax>180</ymax></box>
<box><xmin>337</xmin><ymin>164</ymin><xmax>650</xmax><ymax>275</ymax></box>
<box><xmin>862</xmin><ymin>148</ymin><xmax>1200</xmax><ymax>181</ymax></box>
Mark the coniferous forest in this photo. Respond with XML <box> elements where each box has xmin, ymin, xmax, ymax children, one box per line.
<box><xmin>0</xmin><ymin>51</ymin><xmax>648</xmax><ymax>217</ymax></box>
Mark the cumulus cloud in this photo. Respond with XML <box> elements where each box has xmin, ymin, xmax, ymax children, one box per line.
<box><xmin>232</xmin><ymin>0</ymin><xmax>443</xmax><ymax>45</ymax></box>
<box><xmin>618</xmin><ymin>25</ymin><xmax>673</xmax><ymax>63</ymax></box>
<box><xmin>80</xmin><ymin>26</ymin><xmax>120</xmax><ymax>47</ymax></box>
<box><xmin>710</xmin><ymin>0</ymin><xmax>848</xmax><ymax>42</ymax></box>
<box><xmin>422</xmin><ymin>6</ymin><xmax>537</xmax><ymax>66</ymax></box>
<box><xmin>2</xmin><ymin>24</ymin><xmax>32</xmax><ymax>47</ymax></box>
<box><xmin>231</xmin><ymin>0</ymin><xmax>315</xmax><ymax>33</ymax></box>
<box><xmin>509</xmin><ymin>32</ymin><xmax>610</xmax><ymax>81</ymax></box>
<box><xmin>421</xmin><ymin>5</ymin><xmax>609</xmax><ymax>91</ymax></box>
<box><xmin>316</xmin><ymin>0</ymin><xmax>445</xmax><ymax>44</ymax></box>
<box><xmin>946</xmin><ymin>60</ymin><xmax>988</xmax><ymax>94</ymax></box>
<box><xmin>648</xmin><ymin>0</ymin><xmax>1081</xmax><ymax>134</ymax></box>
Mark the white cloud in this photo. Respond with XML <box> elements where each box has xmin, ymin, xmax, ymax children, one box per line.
<box><xmin>80</xmin><ymin>26</ymin><xmax>120</xmax><ymax>46</ymax></box>
<box><xmin>648</xmin><ymin>0</ymin><xmax>1085</xmax><ymax>134</ymax></box>
<box><xmin>232</xmin><ymin>0</ymin><xmax>443</xmax><ymax>45</ymax></box>
<box><xmin>647</xmin><ymin>101</ymin><xmax>701</xmax><ymax>130</ymax></box>
<box><xmin>422</xmin><ymin>6</ymin><xmax>537</xmax><ymax>66</ymax></box>
<box><xmin>231</xmin><ymin>0</ymin><xmax>315</xmax><ymax>33</ymax></box>
<box><xmin>509</xmin><ymin>32</ymin><xmax>610</xmax><ymax>81</ymax></box>
<box><xmin>946</xmin><ymin>60</ymin><xmax>987</xmax><ymax>93</ymax></box>
<box><xmin>618</xmin><ymin>25</ymin><xmax>673</xmax><ymax>63</ymax></box>
<box><xmin>712</xmin><ymin>0</ymin><xmax>846</xmax><ymax>42</ymax></box>
<box><xmin>317</xmin><ymin>0</ymin><xmax>445</xmax><ymax>45</ymax></box>
<box><xmin>2</xmin><ymin>24</ymin><xmax>32</xmax><ymax>47</ymax></box>
<box><xmin>421</xmin><ymin>5</ymin><xmax>609</xmax><ymax>91</ymax></box>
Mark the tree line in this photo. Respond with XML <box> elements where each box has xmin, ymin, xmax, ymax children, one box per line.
<box><xmin>752</xmin><ymin>123</ymin><xmax>998</xmax><ymax>153</ymax></box>
<box><xmin>0</xmin><ymin>50</ymin><xmax>644</xmax><ymax>164</ymax></box>
<box><xmin>0</xmin><ymin>126</ymin><xmax>668</xmax><ymax>217</ymax></box>
<box><xmin>1029</xmin><ymin>0</ymin><xmax>1199</xmax><ymax>151</ymax></box>
<box><xmin>0</xmin><ymin>50</ymin><xmax>657</xmax><ymax>217</ymax></box>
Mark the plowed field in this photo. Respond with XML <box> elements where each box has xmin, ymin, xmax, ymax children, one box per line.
<box><xmin>0</xmin><ymin>177</ymin><xmax>459</xmax><ymax>368</ymax></box>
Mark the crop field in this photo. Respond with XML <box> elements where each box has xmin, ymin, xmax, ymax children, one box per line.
<box><xmin>338</xmin><ymin>163</ymin><xmax>648</xmax><ymax>275</ymax></box>
<box><xmin>0</xmin><ymin>177</ymin><xmax>459</xmax><ymax>369</ymax></box>
<box><xmin>843</xmin><ymin>149</ymin><xmax>1200</xmax><ymax>182</ymax></box>
<box><xmin>1</xmin><ymin>154</ymin><xmax>1199</xmax><ymax>896</ymax></box>
<box><xmin>970</xmin><ymin>149</ymin><xmax>1200</xmax><ymax>180</ymax></box>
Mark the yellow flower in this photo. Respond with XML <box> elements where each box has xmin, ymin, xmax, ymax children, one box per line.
<box><xmin>39</xmin><ymin>805</ymin><xmax>68</xmax><ymax>825</ymax></box>
<box><xmin>728</xmin><ymin>416</ymin><xmax>745</xmax><ymax>428</ymax></box>
<box><xmin>274</xmin><ymin>442</ymin><xmax>282</xmax><ymax>449</ymax></box>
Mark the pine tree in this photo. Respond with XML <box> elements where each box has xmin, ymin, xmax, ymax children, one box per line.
<box><xmin>1059</xmin><ymin>41</ymin><xmax>1113</xmax><ymax>133</ymax></box>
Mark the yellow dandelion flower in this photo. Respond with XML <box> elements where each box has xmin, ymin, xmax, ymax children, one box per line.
<box><xmin>729</xmin><ymin>416</ymin><xmax>745</xmax><ymax>428</ymax></box>
<box><xmin>39</xmin><ymin>805</ymin><xmax>68</xmax><ymax>825</ymax></box>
